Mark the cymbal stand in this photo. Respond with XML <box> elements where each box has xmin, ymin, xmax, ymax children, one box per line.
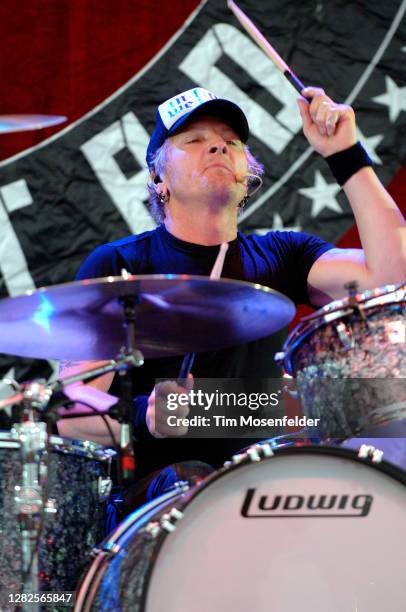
<box><xmin>114</xmin><ymin>294</ymin><xmax>144</xmax><ymax>484</ymax></box>
<box><xmin>12</xmin><ymin>382</ymin><xmax>51</xmax><ymax>610</ymax></box>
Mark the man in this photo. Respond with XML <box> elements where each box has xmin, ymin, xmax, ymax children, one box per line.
<box><xmin>58</xmin><ymin>86</ymin><xmax>405</xmax><ymax>505</ymax></box>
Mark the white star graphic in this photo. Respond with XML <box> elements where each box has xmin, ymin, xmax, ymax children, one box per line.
<box><xmin>299</xmin><ymin>171</ymin><xmax>342</xmax><ymax>218</ymax></box>
<box><xmin>253</xmin><ymin>214</ymin><xmax>302</xmax><ymax>234</ymax></box>
<box><xmin>373</xmin><ymin>76</ymin><xmax>406</xmax><ymax>122</ymax></box>
<box><xmin>356</xmin><ymin>127</ymin><xmax>383</xmax><ymax>165</ymax></box>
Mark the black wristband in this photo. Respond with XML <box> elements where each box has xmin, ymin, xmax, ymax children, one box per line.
<box><xmin>325</xmin><ymin>141</ymin><xmax>373</xmax><ymax>186</ymax></box>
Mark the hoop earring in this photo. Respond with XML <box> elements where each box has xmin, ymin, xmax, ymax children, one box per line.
<box><xmin>239</xmin><ymin>194</ymin><xmax>250</xmax><ymax>209</ymax></box>
<box><xmin>157</xmin><ymin>191</ymin><xmax>169</xmax><ymax>204</ymax></box>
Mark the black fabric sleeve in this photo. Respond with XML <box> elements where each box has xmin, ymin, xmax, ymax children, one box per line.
<box><xmin>263</xmin><ymin>231</ymin><xmax>334</xmax><ymax>306</ymax></box>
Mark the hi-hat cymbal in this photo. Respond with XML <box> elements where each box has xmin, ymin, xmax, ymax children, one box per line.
<box><xmin>0</xmin><ymin>114</ymin><xmax>67</xmax><ymax>134</ymax></box>
<box><xmin>0</xmin><ymin>275</ymin><xmax>295</xmax><ymax>360</ymax></box>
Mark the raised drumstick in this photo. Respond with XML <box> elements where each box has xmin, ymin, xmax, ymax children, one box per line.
<box><xmin>227</xmin><ymin>0</ymin><xmax>307</xmax><ymax>95</ymax></box>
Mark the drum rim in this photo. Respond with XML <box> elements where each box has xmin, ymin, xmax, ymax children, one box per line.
<box><xmin>0</xmin><ymin>429</ymin><xmax>115</xmax><ymax>461</ymax></box>
<box><xmin>278</xmin><ymin>283</ymin><xmax>405</xmax><ymax>375</ymax></box>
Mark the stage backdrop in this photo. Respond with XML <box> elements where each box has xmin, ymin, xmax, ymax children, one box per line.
<box><xmin>0</xmin><ymin>0</ymin><xmax>405</xmax><ymax>385</ymax></box>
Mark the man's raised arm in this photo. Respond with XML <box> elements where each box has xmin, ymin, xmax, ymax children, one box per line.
<box><xmin>296</xmin><ymin>87</ymin><xmax>405</xmax><ymax>305</ymax></box>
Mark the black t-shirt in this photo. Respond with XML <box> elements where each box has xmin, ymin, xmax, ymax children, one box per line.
<box><xmin>76</xmin><ymin>224</ymin><xmax>333</xmax><ymax>476</ymax></box>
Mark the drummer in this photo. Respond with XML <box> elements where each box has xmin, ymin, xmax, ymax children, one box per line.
<box><xmin>58</xmin><ymin>87</ymin><xmax>405</xmax><ymax>511</ymax></box>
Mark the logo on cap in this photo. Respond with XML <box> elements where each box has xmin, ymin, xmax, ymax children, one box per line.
<box><xmin>158</xmin><ymin>88</ymin><xmax>219</xmax><ymax>130</ymax></box>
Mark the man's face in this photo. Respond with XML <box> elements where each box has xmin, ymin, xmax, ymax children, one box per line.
<box><xmin>162</xmin><ymin>116</ymin><xmax>248</xmax><ymax>207</ymax></box>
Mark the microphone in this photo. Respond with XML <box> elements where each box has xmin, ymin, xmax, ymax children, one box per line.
<box><xmin>234</xmin><ymin>172</ymin><xmax>263</xmax><ymax>197</ymax></box>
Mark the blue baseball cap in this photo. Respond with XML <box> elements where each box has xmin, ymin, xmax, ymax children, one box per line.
<box><xmin>146</xmin><ymin>87</ymin><xmax>249</xmax><ymax>168</ymax></box>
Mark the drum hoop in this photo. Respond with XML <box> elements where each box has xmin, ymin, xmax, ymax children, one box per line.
<box><xmin>280</xmin><ymin>284</ymin><xmax>405</xmax><ymax>375</ymax></box>
<box><xmin>0</xmin><ymin>430</ymin><xmax>115</xmax><ymax>462</ymax></box>
<box><xmin>302</xmin><ymin>283</ymin><xmax>405</xmax><ymax>323</ymax></box>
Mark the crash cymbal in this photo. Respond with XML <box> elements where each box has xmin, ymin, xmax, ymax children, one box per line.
<box><xmin>0</xmin><ymin>114</ymin><xmax>67</xmax><ymax>134</ymax></box>
<box><xmin>0</xmin><ymin>275</ymin><xmax>295</xmax><ymax>360</ymax></box>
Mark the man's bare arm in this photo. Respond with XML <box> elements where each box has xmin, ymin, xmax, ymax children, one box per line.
<box><xmin>296</xmin><ymin>88</ymin><xmax>405</xmax><ymax>305</ymax></box>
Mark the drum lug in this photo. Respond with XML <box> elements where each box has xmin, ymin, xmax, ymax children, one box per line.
<box><xmin>274</xmin><ymin>351</ymin><xmax>285</xmax><ymax>365</ymax></box>
<box><xmin>282</xmin><ymin>373</ymin><xmax>298</xmax><ymax>400</ymax></box>
<box><xmin>335</xmin><ymin>321</ymin><xmax>354</xmax><ymax>350</ymax></box>
<box><xmin>172</xmin><ymin>480</ymin><xmax>190</xmax><ymax>492</ymax></box>
<box><xmin>44</xmin><ymin>498</ymin><xmax>58</xmax><ymax>514</ymax></box>
<box><xmin>230</xmin><ymin>452</ymin><xmax>245</xmax><ymax>465</ymax></box>
<box><xmin>145</xmin><ymin>521</ymin><xmax>161</xmax><ymax>539</ymax></box>
<box><xmin>246</xmin><ymin>443</ymin><xmax>274</xmax><ymax>462</ymax></box>
<box><xmin>146</xmin><ymin>507</ymin><xmax>184</xmax><ymax>538</ymax></box>
<box><xmin>224</xmin><ymin>442</ymin><xmax>274</xmax><ymax>469</ymax></box>
<box><xmin>358</xmin><ymin>444</ymin><xmax>384</xmax><ymax>463</ymax></box>
<box><xmin>160</xmin><ymin>508</ymin><xmax>184</xmax><ymax>533</ymax></box>
<box><xmin>98</xmin><ymin>476</ymin><xmax>113</xmax><ymax>502</ymax></box>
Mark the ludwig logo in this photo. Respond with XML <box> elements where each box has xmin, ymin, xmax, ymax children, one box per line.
<box><xmin>241</xmin><ymin>488</ymin><xmax>373</xmax><ymax>518</ymax></box>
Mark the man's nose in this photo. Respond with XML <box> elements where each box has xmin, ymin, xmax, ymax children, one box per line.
<box><xmin>208</xmin><ymin>141</ymin><xmax>228</xmax><ymax>154</ymax></box>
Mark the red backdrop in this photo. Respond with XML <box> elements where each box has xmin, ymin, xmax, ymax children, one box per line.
<box><xmin>0</xmin><ymin>0</ymin><xmax>200</xmax><ymax>161</ymax></box>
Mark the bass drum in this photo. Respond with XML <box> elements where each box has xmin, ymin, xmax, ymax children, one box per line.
<box><xmin>75</xmin><ymin>444</ymin><xmax>406</xmax><ymax>612</ymax></box>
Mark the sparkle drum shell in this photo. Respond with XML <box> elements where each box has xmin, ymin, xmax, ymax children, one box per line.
<box><xmin>277</xmin><ymin>283</ymin><xmax>406</xmax><ymax>438</ymax></box>
<box><xmin>0</xmin><ymin>432</ymin><xmax>114</xmax><ymax>602</ymax></box>
<box><xmin>75</xmin><ymin>445</ymin><xmax>406</xmax><ymax>612</ymax></box>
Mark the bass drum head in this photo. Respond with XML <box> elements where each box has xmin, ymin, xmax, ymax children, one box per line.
<box><xmin>144</xmin><ymin>447</ymin><xmax>405</xmax><ymax>612</ymax></box>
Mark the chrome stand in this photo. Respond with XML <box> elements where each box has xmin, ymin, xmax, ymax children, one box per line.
<box><xmin>12</xmin><ymin>385</ymin><xmax>50</xmax><ymax>611</ymax></box>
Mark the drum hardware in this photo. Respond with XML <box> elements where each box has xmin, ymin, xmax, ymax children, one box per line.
<box><xmin>229</xmin><ymin>452</ymin><xmax>246</xmax><ymax>466</ymax></box>
<box><xmin>7</xmin><ymin>383</ymin><xmax>52</xmax><ymax>604</ymax></box>
<box><xmin>115</xmin><ymin>288</ymin><xmax>145</xmax><ymax>485</ymax></box>
<box><xmin>172</xmin><ymin>479</ymin><xmax>190</xmax><ymax>491</ymax></box>
<box><xmin>225</xmin><ymin>442</ymin><xmax>275</xmax><ymax>469</ymax></box>
<box><xmin>146</xmin><ymin>508</ymin><xmax>184</xmax><ymax>538</ymax></box>
<box><xmin>91</xmin><ymin>542</ymin><xmax>122</xmax><ymax>560</ymax></box>
<box><xmin>98</xmin><ymin>477</ymin><xmax>113</xmax><ymax>502</ymax></box>
<box><xmin>0</xmin><ymin>430</ymin><xmax>115</xmax><ymax>602</ymax></box>
<box><xmin>279</xmin><ymin>372</ymin><xmax>299</xmax><ymax>399</ymax></box>
<box><xmin>358</xmin><ymin>444</ymin><xmax>384</xmax><ymax>463</ymax></box>
<box><xmin>343</xmin><ymin>280</ymin><xmax>368</xmax><ymax>323</ymax></box>
<box><xmin>335</xmin><ymin>321</ymin><xmax>354</xmax><ymax>350</ymax></box>
<box><xmin>12</xmin><ymin>418</ymin><xmax>48</xmax><ymax>602</ymax></box>
<box><xmin>145</xmin><ymin>521</ymin><xmax>161</xmax><ymax>538</ymax></box>
<box><xmin>0</xmin><ymin>369</ymin><xmax>121</xmax><ymax>605</ymax></box>
<box><xmin>160</xmin><ymin>508</ymin><xmax>184</xmax><ymax>534</ymax></box>
<box><xmin>43</xmin><ymin>498</ymin><xmax>57</xmax><ymax>514</ymax></box>
<box><xmin>246</xmin><ymin>444</ymin><xmax>272</xmax><ymax>462</ymax></box>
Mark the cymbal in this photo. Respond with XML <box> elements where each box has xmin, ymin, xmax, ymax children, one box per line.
<box><xmin>0</xmin><ymin>275</ymin><xmax>295</xmax><ymax>360</ymax></box>
<box><xmin>0</xmin><ymin>114</ymin><xmax>67</xmax><ymax>134</ymax></box>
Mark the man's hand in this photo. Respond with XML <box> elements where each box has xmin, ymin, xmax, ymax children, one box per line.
<box><xmin>297</xmin><ymin>87</ymin><xmax>356</xmax><ymax>158</ymax></box>
<box><xmin>146</xmin><ymin>375</ymin><xmax>193</xmax><ymax>438</ymax></box>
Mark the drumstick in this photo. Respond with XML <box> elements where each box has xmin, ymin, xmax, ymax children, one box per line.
<box><xmin>227</xmin><ymin>0</ymin><xmax>307</xmax><ymax>95</ymax></box>
<box><xmin>177</xmin><ymin>242</ymin><xmax>229</xmax><ymax>386</ymax></box>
